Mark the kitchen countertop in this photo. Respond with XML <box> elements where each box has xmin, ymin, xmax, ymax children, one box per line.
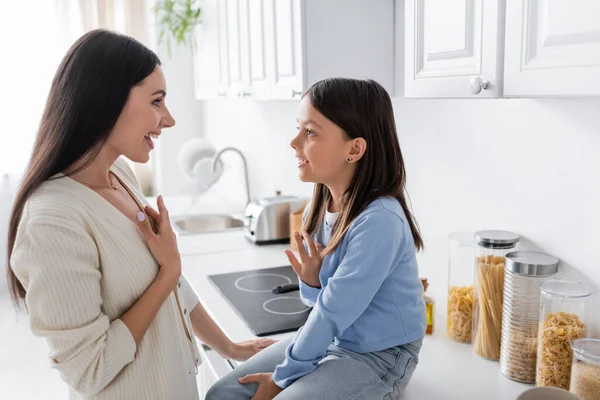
<box><xmin>180</xmin><ymin>232</ymin><xmax>531</xmax><ymax>400</ymax></box>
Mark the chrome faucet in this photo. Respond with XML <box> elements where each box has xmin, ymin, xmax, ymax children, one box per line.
<box><xmin>211</xmin><ymin>147</ymin><xmax>251</xmax><ymax>207</ymax></box>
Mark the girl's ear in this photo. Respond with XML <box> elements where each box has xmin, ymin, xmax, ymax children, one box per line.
<box><xmin>346</xmin><ymin>138</ymin><xmax>367</xmax><ymax>163</ymax></box>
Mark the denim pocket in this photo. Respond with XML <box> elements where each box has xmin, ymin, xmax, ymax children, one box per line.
<box><xmin>404</xmin><ymin>339</ymin><xmax>423</xmax><ymax>353</ymax></box>
<box><xmin>383</xmin><ymin>354</ymin><xmax>417</xmax><ymax>400</ymax></box>
<box><xmin>380</xmin><ymin>346</ymin><xmax>402</xmax><ymax>357</ymax></box>
<box><xmin>334</xmin><ymin>346</ymin><xmax>397</xmax><ymax>380</ymax></box>
<box><xmin>318</xmin><ymin>348</ymin><xmax>351</xmax><ymax>365</ymax></box>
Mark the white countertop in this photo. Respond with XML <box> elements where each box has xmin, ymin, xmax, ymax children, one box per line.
<box><xmin>180</xmin><ymin>232</ymin><xmax>531</xmax><ymax>400</ymax></box>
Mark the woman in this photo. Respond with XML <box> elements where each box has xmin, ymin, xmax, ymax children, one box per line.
<box><xmin>6</xmin><ymin>29</ymin><xmax>274</xmax><ymax>399</ymax></box>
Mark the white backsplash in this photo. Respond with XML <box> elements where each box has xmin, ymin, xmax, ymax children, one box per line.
<box><xmin>201</xmin><ymin>100</ymin><xmax>315</xmax><ymax>211</ymax></box>
<box><xmin>202</xmin><ymin>97</ymin><xmax>600</xmax><ymax>334</ymax></box>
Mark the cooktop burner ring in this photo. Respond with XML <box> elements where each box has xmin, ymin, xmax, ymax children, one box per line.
<box><xmin>262</xmin><ymin>296</ymin><xmax>311</xmax><ymax>316</ymax></box>
<box><xmin>234</xmin><ymin>273</ymin><xmax>292</xmax><ymax>293</ymax></box>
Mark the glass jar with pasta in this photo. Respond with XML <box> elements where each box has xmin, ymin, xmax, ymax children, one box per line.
<box><xmin>472</xmin><ymin>230</ymin><xmax>519</xmax><ymax>360</ymax></box>
<box><xmin>500</xmin><ymin>251</ymin><xmax>559</xmax><ymax>384</ymax></box>
<box><xmin>447</xmin><ymin>232</ymin><xmax>475</xmax><ymax>343</ymax></box>
<box><xmin>536</xmin><ymin>280</ymin><xmax>592</xmax><ymax>390</ymax></box>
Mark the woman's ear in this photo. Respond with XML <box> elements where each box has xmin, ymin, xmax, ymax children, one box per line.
<box><xmin>346</xmin><ymin>138</ymin><xmax>367</xmax><ymax>163</ymax></box>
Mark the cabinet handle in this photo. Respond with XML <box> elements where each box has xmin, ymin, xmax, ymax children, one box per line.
<box><xmin>291</xmin><ymin>89</ymin><xmax>303</xmax><ymax>98</ymax></box>
<box><xmin>217</xmin><ymin>92</ymin><xmax>227</xmax><ymax>97</ymax></box>
<box><xmin>469</xmin><ymin>76</ymin><xmax>490</xmax><ymax>95</ymax></box>
<box><xmin>238</xmin><ymin>91</ymin><xmax>252</xmax><ymax>98</ymax></box>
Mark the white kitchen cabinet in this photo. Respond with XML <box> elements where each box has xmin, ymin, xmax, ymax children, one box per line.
<box><xmin>193</xmin><ymin>0</ymin><xmax>395</xmax><ymax>100</ymax></box>
<box><xmin>196</xmin><ymin>343</ymin><xmax>237</xmax><ymax>398</ymax></box>
<box><xmin>404</xmin><ymin>0</ymin><xmax>505</xmax><ymax>98</ymax></box>
<box><xmin>262</xmin><ymin>0</ymin><xmax>304</xmax><ymax>99</ymax></box>
<box><xmin>504</xmin><ymin>0</ymin><xmax>600</xmax><ymax>97</ymax></box>
<box><xmin>196</xmin><ymin>345</ymin><xmax>219</xmax><ymax>398</ymax></box>
<box><xmin>193</xmin><ymin>0</ymin><xmax>229</xmax><ymax>99</ymax></box>
<box><xmin>224</xmin><ymin>0</ymin><xmax>247</xmax><ymax>97</ymax></box>
<box><xmin>270</xmin><ymin>0</ymin><xmax>394</xmax><ymax>99</ymax></box>
<box><xmin>241</xmin><ymin>0</ymin><xmax>272</xmax><ymax>99</ymax></box>
<box><xmin>195</xmin><ymin>0</ymin><xmax>271</xmax><ymax>100</ymax></box>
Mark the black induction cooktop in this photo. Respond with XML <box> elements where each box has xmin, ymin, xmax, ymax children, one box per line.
<box><xmin>208</xmin><ymin>266</ymin><xmax>312</xmax><ymax>336</ymax></box>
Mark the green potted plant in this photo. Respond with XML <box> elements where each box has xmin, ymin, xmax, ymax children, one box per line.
<box><xmin>154</xmin><ymin>0</ymin><xmax>202</xmax><ymax>55</ymax></box>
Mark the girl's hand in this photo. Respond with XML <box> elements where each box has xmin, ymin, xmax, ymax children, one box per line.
<box><xmin>137</xmin><ymin>195</ymin><xmax>181</xmax><ymax>287</ymax></box>
<box><xmin>284</xmin><ymin>231</ymin><xmax>324</xmax><ymax>288</ymax></box>
<box><xmin>238</xmin><ymin>373</ymin><xmax>283</xmax><ymax>400</ymax></box>
<box><xmin>226</xmin><ymin>338</ymin><xmax>278</xmax><ymax>361</ymax></box>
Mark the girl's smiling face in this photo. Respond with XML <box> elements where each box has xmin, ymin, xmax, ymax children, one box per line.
<box><xmin>291</xmin><ymin>96</ymin><xmax>357</xmax><ymax>188</ymax></box>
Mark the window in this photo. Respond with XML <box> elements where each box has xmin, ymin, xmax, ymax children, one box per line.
<box><xmin>0</xmin><ymin>1</ymin><xmax>83</xmax><ymax>174</ymax></box>
<box><xmin>0</xmin><ymin>0</ymin><xmax>153</xmax><ymax>177</ymax></box>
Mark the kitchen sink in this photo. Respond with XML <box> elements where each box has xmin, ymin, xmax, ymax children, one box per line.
<box><xmin>173</xmin><ymin>214</ymin><xmax>245</xmax><ymax>235</ymax></box>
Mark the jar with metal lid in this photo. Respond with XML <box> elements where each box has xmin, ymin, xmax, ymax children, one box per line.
<box><xmin>472</xmin><ymin>230</ymin><xmax>519</xmax><ymax>360</ymax></box>
<box><xmin>570</xmin><ymin>338</ymin><xmax>600</xmax><ymax>400</ymax></box>
<box><xmin>447</xmin><ymin>232</ymin><xmax>475</xmax><ymax>343</ymax></box>
<box><xmin>536</xmin><ymin>280</ymin><xmax>592</xmax><ymax>390</ymax></box>
<box><xmin>500</xmin><ymin>251</ymin><xmax>559</xmax><ymax>383</ymax></box>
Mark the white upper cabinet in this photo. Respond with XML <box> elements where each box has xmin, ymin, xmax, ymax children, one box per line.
<box><xmin>243</xmin><ymin>0</ymin><xmax>271</xmax><ymax>99</ymax></box>
<box><xmin>193</xmin><ymin>0</ymin><xmax>229</xmax><ymax>99</ymax></box>
<box><xmin>504</xmin><ymin>0</ymin><xmax>600</xmax><ymax>97</ymax></box>
<box><xmin>404</xmin><ymin>0</ymin><xmax>505</xmax><ymax>98</ymax></box>
<box><xmin>404</xmin><ymin>0</ymin><xmax>600</xmax><ymax>98</ymax></box>
<box><xmin>265</xmin><ymin>0</ymin><xmax>304</xmax><ymax>100</ymax></box>
<box><xmin>224</xmin><ymin>0</ymin><xmax>245</xmax><ymax>97</ymax></box>
<box><xmin>193</xmin><ymin>0</ymin><xmax>394</xmax><ymax>100</ymax></box>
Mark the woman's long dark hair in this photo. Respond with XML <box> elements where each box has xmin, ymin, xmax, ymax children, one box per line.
<box><xmin>303</xmin><ymin>78</ymin><xmax>424</xmax><ymax>254</ymax></box>
<box><xmin>6</xmin><ymin>29</ymin><xmax>161</xmax><ymax>308</ymax></box>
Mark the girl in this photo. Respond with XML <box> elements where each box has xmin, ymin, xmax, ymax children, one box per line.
<box><xmin>206</xmin><ymin>78</ymin><xmax>426</xmax><ymax>400</ymax></box>
<box><xmin>6</xmin><ymin>29</ymin><xmax>274</xmax><ymax>399</ymax></box>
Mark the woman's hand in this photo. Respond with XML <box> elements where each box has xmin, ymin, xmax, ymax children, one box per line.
<box><xmin>226</xmin><ymin>338</ymin><xmax>278</xmax><ymax>361</ymax></box>
<box><xmin>239</xmin><ymin>373</ymin><xmax>283</xmax><ymax>400</ymax></box>
<box><xmin>284</xmin><ymin>231</ymin><xmax>324</xmax><ymax>288</ymax></box>
<box><xmin>137</xmin><ymin>195</ymin><xmax>181</xmax><ymax>288</ymax></box>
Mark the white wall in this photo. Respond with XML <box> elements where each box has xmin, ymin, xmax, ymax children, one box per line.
<box><xmin>202</xmin><ymin>97</ymin><xmax>600</xmax><ymax>333</ymax></box>
<box><xmin>152</xmin><ymin>39</ymin><xmax>205</xmax><ymax>197</ymax></box>
<box><xmin>397</xmin><ymin>97</ymin><xmax>600</xmax><ymax>334</ymax></box>
<box><xmin>202</xmin><ymin>100</ymin><xmax>315</xmax><ymax>211</ymax></box>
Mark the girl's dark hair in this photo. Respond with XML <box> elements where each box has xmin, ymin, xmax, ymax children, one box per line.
<box><xmin>6</xmin><ymin>29</ymin><xmax>161</xmax><ymax>307</ymax></box>
<box><xmin>303</xmin><ymin>78</ymin><xmax>424</xmax><ymax>254</ymax></box>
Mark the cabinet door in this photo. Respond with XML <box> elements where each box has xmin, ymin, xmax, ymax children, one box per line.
<box><xmin>405</xmin><ymin>0</ymin><xmax>504</xmax><ymax>98</ymax></box>
<box><xmin>193</xmin><ymin>0</ymin><xmax>229</xmax><ymax>99</ymax></box>
<box><xmin>504</xmin><ymin>0</ymin><xmax>600</xmax><ymax>97</ymax></box>
<box><xmin>224</xmin><ymin>0</ymin><xmax>248</xmax><ymax>98</ymax></box>
<box><xmin>196</xmin><ymin>345</ymin><xmax>219</xmax><ymax>397</ymax></box>
<box><xmin>241</xmin><ymin>0</ymin><xmax>271</xmax><ymax>99</ymax></box>
<box><xmin>266</xmin><ymin>0</ymin><xmax>304</xmax><ymax>99</ymax></box>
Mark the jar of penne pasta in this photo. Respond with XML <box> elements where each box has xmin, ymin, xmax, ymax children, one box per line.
<box><xmin>447</xmin><ymin>232</ymin><xmax>475</xmax><ymax>344</ymax></box>
<box><xmin>536</xmin><ymin>280</ymin><xmax>592</xmax><ymax>390</ymax></box>
<box><xmin>500</xmin><ymin>251</ymin><xmax>559</xmax><ymax>384</ymax></box>
<box><xmin>473</xmin><ymin>230</ymin><xmax>519</xmax><ymax>360</ymax></box>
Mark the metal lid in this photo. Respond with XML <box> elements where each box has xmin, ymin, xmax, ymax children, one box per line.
<box><xmin>475</xmin><ymin>230</ymin><xmax>519</xmax><ymax>249</ymax></box>
<box><xmin>505</xmin><ymin>251</ymin><xmax>559</xmax><ymax>276</ymax></box>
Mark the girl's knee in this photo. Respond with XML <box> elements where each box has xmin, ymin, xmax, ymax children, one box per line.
<box><xmin>204</xmin><ymin>383</ymin><xmax>223</xmax><ymax>400</ymax></box>
<box><xmin>205</xmin><ymin>377</ymin><xmax>258</xmax><ymax>400</ymax></box>
<box><xmin>204</xmin><ymin>378</ymin><xmax>233</xmax><ymax>400</ymax></box>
